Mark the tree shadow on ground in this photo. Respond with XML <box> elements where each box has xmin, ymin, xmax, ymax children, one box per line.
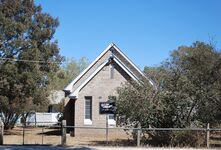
<box><xmin>38</xmin><ymin>129</ymin><xmax>61</xmax><ymax>136</ymax></box>
<box><xmin>4</xmin><ymin>128</ymin><xmax>23</xmax><ymax>135</ymax></box>
<box><xmin>89</xmin><ymin>139</ymin><xmax>136</xmax><ymax>147</ymax></box>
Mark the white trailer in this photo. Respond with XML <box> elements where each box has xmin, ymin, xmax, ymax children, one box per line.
<box><xmin>26</xmin><ymin>112</ymin><xmax>62</xmax><ymax>126</ymax></box>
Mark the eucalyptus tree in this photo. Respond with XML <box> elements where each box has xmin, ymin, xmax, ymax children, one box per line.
<box><xmin>116</xmin><ymin>41</ymin><xmax>221</xmax><ymax>145</ymax></box>
<box><xmin>0</xmin><ymin>0</ymin><xmax>62</xmax><ymax>129</ymax></box>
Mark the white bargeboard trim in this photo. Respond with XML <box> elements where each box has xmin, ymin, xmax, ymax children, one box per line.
<box><xmin>64</xmin><ymin>43</ymin><xmax>113</xmax><ymax>92</ymax></box>
<box><xmin>69</xmin><ymin>55</ymin><xmax>141</xmax><ymax>98</ymax></box>
<box><xmin>64</xmin><ymin>43</ymin><xmax>148</xmax><ymax>93</ymax></box>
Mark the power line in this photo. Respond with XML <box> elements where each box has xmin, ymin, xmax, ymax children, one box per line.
<box><xmin>0</xmin><ymin>57</ymin><xmax>62</xmax><ymax>64</ymax></box>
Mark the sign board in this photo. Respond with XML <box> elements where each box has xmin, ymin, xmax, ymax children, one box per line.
<box><xmin>99</xmin><ymin>101</ymin><xmax>116</xmax><ymax>114</ymax></box>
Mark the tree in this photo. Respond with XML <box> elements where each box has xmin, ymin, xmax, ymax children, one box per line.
<box><xmin>163</xmin><ymin>42</ymin><xmax>221</xmax><ymax>125</ymax></box>
<box><xmin>48</xmin><ymin>57</ymin><xmax>90</xmax><ymax>91</ymax></box>
<box><xmin>116</xmin><ymin>41</ymin><xmax>221</xmax><ymax>146</ymax></box>
<box><xmin>117</xmin><ymin>72</ymin><xmax>179</xmax><ymax>146</ymax></box>
<box><xmin>47</xmin><ymin>57</ymin><xmax>89</xmax><ymax>114</ymax></box>
<box><xmin>0</xmin><ymin>0</ymin><xmax>62</xmax><ymax>129</ymax></box>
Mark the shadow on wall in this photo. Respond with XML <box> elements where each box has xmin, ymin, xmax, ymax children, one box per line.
<box><xmin>64</xmin><ymin>98</ymin><xmax>76</xmax><ymax>135</ymax></box>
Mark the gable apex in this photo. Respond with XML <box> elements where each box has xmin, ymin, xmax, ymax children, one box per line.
<box><xmin>64</xmin><ymin>43</ymin><xmax>113</xmax><ymax>92</ymax></box>
<box><xmin>64</xmin><ymin>43</ymin><xmax>153</xmax><ymax>93</ymax></box>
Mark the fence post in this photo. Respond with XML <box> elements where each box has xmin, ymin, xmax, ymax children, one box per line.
<box><xmin>22</xmin><ymin>124</ymin><xmax>25</xmax><ymax>145</ymax></box>
<box><xmin>42</xmin><ymin>127</ymin><xmax>44</xmax><ymax>145</ymax></box>
<box><xmin>137</xmin><ymin>128</ymin><xmax>141</xmax><ymax>147</ymax></box>
<box><xmin>61</xmin><ymin>120</ymin><xmax>66</xmax><ymax>146</ymax></box>
<box><xmin>0</xmin><ymin>121</ymin><xmax>3</xmax><ymax>145</ymax></box>
<box><xmin>106</xmin><ymin>115</ymin><xmax>109</xmax><ymax>145</ymax></box>
<box><xmin>206</xmin><ymin>123</ymin><xmax>210</xmax><ymax>148</ymax></box>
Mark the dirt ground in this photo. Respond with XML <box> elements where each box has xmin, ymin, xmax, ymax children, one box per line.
<box><xmin>3</xmin><ymin>127</ymin><xmax>132</xmax><ymax>146</ymax></box>
<box><xmin>4</xmin><ymin>127</ymin><xmax>61</xmax><ymax>145</ymax></box>
<box><xmin>2</xmin><ymin>127</ymin><xmax>221</xmax><ymax>148</ymax></box>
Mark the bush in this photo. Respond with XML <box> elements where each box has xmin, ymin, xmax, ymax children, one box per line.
<box><xmin>144</xmin><ymin>131</ymin><xmax>173</xmax><ymax>146</ymax></box>
<box><xmin>171</xmin><ymin>131</ymin><xmax>205</xmax><ymax>147</ymax></box>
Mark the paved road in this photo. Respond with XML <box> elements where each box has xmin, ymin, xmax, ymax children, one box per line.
<box><xmin>0</xmin><ymin>145</ymin><xmax>94</xmax><ymax>150</ymax></box>
<box><xmin>0</xmin><ymin>145</ymin><xmax>213</xmax><ymax>150</ymax></box>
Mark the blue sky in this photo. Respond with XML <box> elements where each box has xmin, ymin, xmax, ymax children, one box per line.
<box><xmin>35</xmin><ymin>0</ymin><xmax>221</xmax><ymax>70</ymax></box>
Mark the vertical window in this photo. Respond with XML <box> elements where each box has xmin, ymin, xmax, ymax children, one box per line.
<box><xmin>85</xmin><ymin>97</ymin><xmax>92</xmax><ymax>120</ymax></box>
<box><xmin>110</xmin><ymin>64</ymin><xmax>114</xmax><ymax>79</ymax></box>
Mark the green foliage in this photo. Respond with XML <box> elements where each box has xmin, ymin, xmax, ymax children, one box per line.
<box><xmin>171</xmin><ymin>131</ymin><xmax>205</xmax><ymax>147</ymax></box>
<box><xmin>0</xmin><ymin>0</ymin><xmax>62</xmax><ymax>129</ymax></box>
<box><xmin>163</xmin><ymin>42</ymin><xmax>221</xmax><ymax>125</ymax></box>
<box><xmin>117</xmin><ymin>41</ymin><xmax>221</xmax><ymax>146</ymax></box>
<box><xmin>117</xmin><ymin>80</ymin><xmax>161</xmax><ymax>128</ymax></box>
<box><xmin>117</xmin><ymin>79</ymin><xmax>175</xmax><ymax>146</ymax></box>
<box><xmin>48</xmin><ymin>57</ymin><xmax>90</xmax><ymax>91</ymax></box>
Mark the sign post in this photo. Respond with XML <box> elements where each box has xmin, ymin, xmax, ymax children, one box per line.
<box><xmin>99</xmin><ymin>101</ymin><xmax>116</xmax><ymax>145</ymax></box>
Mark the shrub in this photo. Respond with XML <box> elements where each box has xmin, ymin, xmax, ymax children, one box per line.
<box><xmin>171</xmin><ymin>131</ymin><xmax>205</xmax><ymax>147</ymax></box>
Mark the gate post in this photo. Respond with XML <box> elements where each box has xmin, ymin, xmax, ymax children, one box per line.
<box><xmin>22</xmin><ymin>124</ymin><xmax>25</xmax><ymax>145</ymax></box>
<box><xmin>137</xmin><ymin>128</ymin><xmax>141</xmax><ymax>147</ymax></box>
<box><xmin>0</xmin><ymin>121</ymin><xmax>3</xmax><ymax>145</ymax></box>
<box><xmin>61</xmin><ymin>120</ymin><xmax>66</xmax><ymax>146</ymax></box>
<box><xmin>206</xmin><ymin>123</ymin><xmax>210</xmax><ymax>148</ymax></box>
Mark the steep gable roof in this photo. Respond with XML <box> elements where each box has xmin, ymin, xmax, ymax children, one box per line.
<box><xmin>64</xmin><ymin>43</ymin><xmax>155</xmax><ymax>98</ymax></box>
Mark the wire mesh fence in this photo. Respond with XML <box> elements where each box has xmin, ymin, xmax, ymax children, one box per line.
<box><xmin>62</xmin><ymin>123</ymin><xmax>221</xmax><ymax>148</ymax></box>
<box><xmin>1</xmin><ymin>121</ymin><xmax>221</xmax><ymax>148</ymax></box>
<box><xmin>65</xmin><ymin>126</ymin><xmax>133</xmax><ymax>146</ymax></box>
<box><xmin>3</xmin><ymin>122</ymin><xmax>61</xmax><ymax>145</ymax></box>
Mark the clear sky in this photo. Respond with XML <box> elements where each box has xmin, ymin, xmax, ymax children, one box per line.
<box><xmin>35</xmin><ymin>0</ymin><xmax>221</xmax><ymax>70</ymax></box>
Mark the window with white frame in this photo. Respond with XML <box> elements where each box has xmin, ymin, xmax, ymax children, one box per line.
<box><xmin>84</xmin><ymin>96</ymin><xmax>92</xmax><ymax>125</ymax></box>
